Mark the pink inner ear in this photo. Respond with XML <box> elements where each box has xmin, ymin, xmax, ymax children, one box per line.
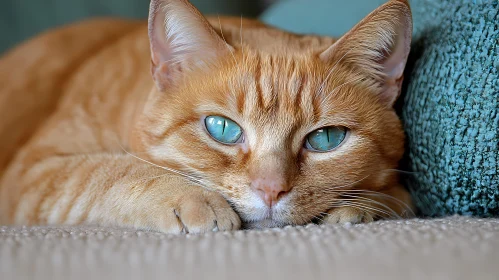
<box><xmin>150</xmin><ymin>8</ymin><xmax>171</xmax><ymax>67</ymax></box>
<box><xmin>317</xmin><ymin>1</ymin><xmax>412</xmax><ymax>107</ymax></box>
<box><xmin>383</xmin><ymin>24</ymin><xmax>409</xmax><ymax>81</ymax></box>
<box><xmin>379</xmin><ymin>19</ymin><xmax>411</xmax><ymax>106</ymax></box>
<box><xmin>148</xmin><ymin>0</ymin><xmax>231</xmax><ymax>90</ymax></box>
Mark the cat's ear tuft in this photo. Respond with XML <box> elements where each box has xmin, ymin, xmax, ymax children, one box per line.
<box><xmin>148</xmin><ymin>0</ymin><xmax>232</xmax><ymax>90</ymax></box>
<box><xmin>319</xmin><ymin>0</ymin><xmax>412</xmax><ymax>106</ymax></box>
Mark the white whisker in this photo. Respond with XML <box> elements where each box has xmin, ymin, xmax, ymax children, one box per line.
<box><xmin>217</xmin><ymin>15</ymin><xmax>237</xmax><ymax>64</ymax></box>
<box><xmin>329</xmin><ymin>201</ymin><xmax>392</xmax><ymax>218</ymax></box>
<box><xmin>125</xmin><ymin>173</ymin><xmax>170</xmax><ymax>186</ymax></box>
<box><xmin>322</xmin><ymin>174</ymin><xmax>371</xmax><ymax>192</ymax></box>
<box><xmin>116</xmin><ymin>142</ymin><xmax>211</xmax><ymax>190</ymax></box>
<box><xmin>331</xmin><ymin>189</ymin><xmax>415</xmax><ymax>217</ymax></box>
<box><xmin>338</xmin><ymin>195</ymin><xmax>400</xmax><ymax>218</ymax></box>
<box><xmin>381</xmin><ymin>169</ymin><xmax>419</xmax><ymax>175</ymax></box>
<box><xmin>240</xmin><ymin>15</ymin><xmax>244</xmax><ymax>56</ymax></box>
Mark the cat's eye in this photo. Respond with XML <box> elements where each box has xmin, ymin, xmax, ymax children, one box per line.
<box><xmin>205</xmin><ymin>116</ymin><xmax>243</xmax><ymax>144</ymax></box>
<box><xmin>305</xmin><ymin>126</ymin><xmax>347</xmax><ymax>152</ymax></box>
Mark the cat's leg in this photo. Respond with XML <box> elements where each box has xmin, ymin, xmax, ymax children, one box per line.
<box><xmin>0</xmin><ymin>153</ymin><xmax>240</xmax><ymax>233</ymax></box>
<box><xmin>322</xmin><ymin>184</ymin><xmax>414</xmax><ymax>224</ymax></box>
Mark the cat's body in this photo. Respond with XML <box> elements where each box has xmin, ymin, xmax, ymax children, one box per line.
<box><xmin>0</xmin><ymin>0</ymin><xmax>414</xmax><ymax>232</ymax></box>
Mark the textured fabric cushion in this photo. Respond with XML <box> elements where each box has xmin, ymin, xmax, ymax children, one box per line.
<box><xmin>1</xmin><ymin>217</ymin><xmax>499</xmax><ymax>280</ymax></box>
<box><xmin>402</xmin><ymin>0</ymin><xmax>499</xmax><ymax>217</ymax></box>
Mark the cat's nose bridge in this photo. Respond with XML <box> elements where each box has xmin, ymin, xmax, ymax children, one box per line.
<box><xmin>248</xmin><ymin>151</ymin><xmax>295</xmax><ymax>207</ymax></box>
<box><xmin>248</xmin><ymin>150</ymin><xmax>293</xmax><ymax>178</ymax></box>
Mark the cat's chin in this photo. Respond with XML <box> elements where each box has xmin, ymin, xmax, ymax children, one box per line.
<box><xmin>242</xmin><ymin>218</ymin><xmax>288</xmax><ymax>230</ymax></box>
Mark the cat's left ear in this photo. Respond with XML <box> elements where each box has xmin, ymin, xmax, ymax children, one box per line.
<box><xmin>319</xmin><ymin>0</ymin><xmax>412</xmax><ymax>106</ymax></box>
<box><xmin>148</xmin><ymin>0</ymin><xmax>232</xmax><ymax>90</ymax></box>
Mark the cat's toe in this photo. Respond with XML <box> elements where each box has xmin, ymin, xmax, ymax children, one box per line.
<box><xmin>175</xmin><ymin>191</ymin><xmax>241</xmax><ymax>234</ymax></box>
<box><xmin>323</xmin><ymin>206</ymin><xmax>374</xmax><ymax>224</ymax></box>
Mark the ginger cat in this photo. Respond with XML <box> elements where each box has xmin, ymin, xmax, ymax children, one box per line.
<box><xmin>0</xmin><ymin>0</ymin><xmax>414</xmax><ymax>233</ymax></box>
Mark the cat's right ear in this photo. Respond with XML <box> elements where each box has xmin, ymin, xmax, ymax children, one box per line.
<box><xmin>319</xmin><ymin>0</ymin><xmax>412</xmax><ymax>107</ymax></box>
<box><xmin>148</xmin><ymin>0</ymin><xmax>232</xmax><ymax>90</ymax></box>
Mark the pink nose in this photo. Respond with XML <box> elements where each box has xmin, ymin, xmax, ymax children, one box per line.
<box><xmin>251</xmin><ymin>179</ymin><xmax>291</xmax><ymax>207</ymax></box>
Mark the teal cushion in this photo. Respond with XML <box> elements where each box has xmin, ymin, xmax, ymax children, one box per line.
<box><xmin>402</xmin><ymin>0</ymin><xmax>499</xmax><ymax>217</ymax></box>
<box><xmin>261</xmin><ymin>0</ymin><xmax>499</xmax><ymax>217</ymax></box>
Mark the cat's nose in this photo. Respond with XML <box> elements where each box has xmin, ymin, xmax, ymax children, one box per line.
<box><xmin>251</xmin><ymin>178</ymin><xmax>292</xmax><ymax>207</ymax></box>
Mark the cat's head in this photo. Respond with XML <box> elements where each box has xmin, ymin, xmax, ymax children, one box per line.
<box><xmin>134</xmin><ymin>0</ymin><xmax>412</xmax><ymax>228</ymax></box>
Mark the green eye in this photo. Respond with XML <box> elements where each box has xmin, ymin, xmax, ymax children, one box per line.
<box><xmin>305</xmin><ymin>126</ymin><xmax>347</xmax><ymax>152</ymax></box>
<box><xmin>205</xmin><ymin>116</ymin><xmax>243</xmax><ymax>144</ymax></box>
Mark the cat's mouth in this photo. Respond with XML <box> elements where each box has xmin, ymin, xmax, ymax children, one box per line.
<box><xmin>239</xmin><ymin>207</ymin><xmax>291</xmax><ymax>229</ymax></box>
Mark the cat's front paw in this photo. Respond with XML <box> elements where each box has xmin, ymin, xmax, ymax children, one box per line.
<box><xmin>170</xmin><ymin>190</ymin><xmax>241</xmax><ymax>234</ymax></box>
<box><xmin>322</xmin><ymin>206</ymin><xmax>374</xmax><ymax>224</ymax></box>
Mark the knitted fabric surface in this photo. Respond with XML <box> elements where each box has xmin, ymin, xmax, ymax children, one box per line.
<box><xmin>2</xmin><ymin>217</ymin><xmax>499</xmax><ymax>280</ymax></box>
<box><xmin>402</xmin><ymin>0</ymin><xmax>499</xmax><ymax>217</ymax></box>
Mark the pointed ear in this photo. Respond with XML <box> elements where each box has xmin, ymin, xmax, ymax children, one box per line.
<box><xmin>148</xmin><ymin>0</ymin><xmax>232</xmax><ymax>90</ymax></box>
<box><xmin>319</xmin><ymin>0</ymin><xmax>412</xmax><ymax>106</ymax></box>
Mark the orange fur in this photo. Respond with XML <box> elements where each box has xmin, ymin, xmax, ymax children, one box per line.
<box><xmin>0</xmin><ymin>0</ymin><xmax>414</xmax><ymax>233</ymax></box>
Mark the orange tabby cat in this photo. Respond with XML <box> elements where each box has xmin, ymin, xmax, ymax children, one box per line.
<box><xmin>0</xmin><ymin>0</ymin><xmax>414</xmax><ymax>233</ymax></box>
